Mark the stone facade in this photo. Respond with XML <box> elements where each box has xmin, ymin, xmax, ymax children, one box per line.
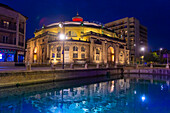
<box><xmin>26</xmin><ymin>16</ymin><xmax>129</xmax><ymax>65</ymax></box>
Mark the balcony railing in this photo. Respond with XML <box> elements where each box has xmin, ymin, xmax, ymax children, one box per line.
<box><xmin>0</xmin><ymin>24</ymin><xmax>17</xmax><ymax>30</ymax></box>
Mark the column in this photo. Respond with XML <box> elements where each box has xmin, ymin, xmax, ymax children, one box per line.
<box><xmin>47</xmin><ymin>44</ymin><xmax>50</xmax><ymax>63</ymax></box>
<box><xmin>114</xmin><ymin>44</ymin><xmax>119</xmax><ymax>65</ymax></box>
<box><xmin>124</xmin><ymin>46</ymin><xmax>127</xmax><ymax>65</ymax></box>
<box><xmin>24</xmin><ymin>22</ymin><xmax>26</xmax><ymax>48</ymax></box>
<box><xmin>90</xmin><ymin>38</ymin><xmax>94</xmax><ymax>63</ymax></box>
<box><xmin>102</xmin><ymin>41</ymin><xmax>107</xmax><ymax>64</ymax></box>
<box><xmin>16</xmin><ymin>15</ymin><xmax>19</xmax><ymax>46</ymax></box>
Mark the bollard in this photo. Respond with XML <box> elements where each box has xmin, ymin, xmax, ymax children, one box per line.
<box><xmin>114</xmin><ymin>64</ymin><xmax>117</xmax><ymax>68</ymax></box>
<box><xmin>135</xmin><ymin>64</ymin><xmax>138</xmax><ymax>69</ymax></box>
<box><xmin>166</xmin><ymin>64</ymin><xmax>169</xmax><ymax>69</ymax></box>
<box><xmin>70</xmin><ymin>63</ymin><xmax>74</xmax><ymax>69</ymax></box>
<box><xmin>106</xmin><ymin>63</ymin><xmax>109</xmax><ymax>68</ymax></box>
<box><xmin>96</xmin><ymin>64</ymin><xmax>99</xmax><ymax>68</ymax></box>
<box><xmin>85</xmin><ymin>63</ymin><xmax>88</xmax><ymax>69</ymax></box>
<box><xmin>150</xmin><ymin>63</ymin><xmax>153</xmax><ymax>68</ymax></box>
<box><xmin>26</xmin><ymin>62</ymin><xmax>31</xmax><ymax>71</ymax></box>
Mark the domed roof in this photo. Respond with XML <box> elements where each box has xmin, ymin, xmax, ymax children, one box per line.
<box><xmin>72</xmin><ymin>12</ymin><xmax>83</xmax><ymax>22</ymax></box>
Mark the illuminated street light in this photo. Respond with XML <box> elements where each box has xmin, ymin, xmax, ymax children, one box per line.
<box><xmin>59</xmin><ymin>22</ymin><xmax>63</xmax><ymax>28</ymax></box>
<box><xmin>141</xmin><ymin>95</ymin><xmax>146</xmax><ymax>102</ymax></box>
<box><xmin>160</xmin><ymin>48</ymin><xmax>163</xmax><ymax>51</ymax></box>
<box><xmin>140</xmin><ymin>47</ymin><xmax>145</xmax><ymax>65</ymax></box>
<box><xmin>141</xmin><ymin>47</ymin><xmax>145</xmax><ymax>52</ymax></box>
<box><xmin>59</xmin><ymin>34</ymin><xmax>65</xmax><ymax>40</ymax></box>
<box><xmin>59</xmin><ymin>22</ymin><xmax>65</xmax><ymax>69</ymax></box>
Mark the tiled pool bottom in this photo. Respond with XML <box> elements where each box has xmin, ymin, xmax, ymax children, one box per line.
<box><xmin>0</xmin><ymin>75</ymin><xmax>170</xmax><ymax>113</ymax></box>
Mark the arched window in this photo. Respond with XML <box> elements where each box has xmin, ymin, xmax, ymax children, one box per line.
<box><xmin>96</xmin><ymin>49</ymin><xmax>100</xmax><ymax>54</ymax></box>
<box><xmin>81</xmin><ymin>47</ymin><xmax>85</xmax><ymax>52</ymax></box>
<box><xmin>65</xmin><ymin>46</ymin><xmax>69</xmax><ymax>51</ymax></box>
<box><xmin>57</xmin><ymin>46</ymin><xmax>61</xmax><ymax>51</ymax></box>
<box><xmin>73</xmin><ymin>46</ymin><xmax>78</xmax><ymax>51</ymax></box>
<box><xmin>66</xmin><ymin>31</ymin><xmax>77</xmax><ymax>37</ymax></box>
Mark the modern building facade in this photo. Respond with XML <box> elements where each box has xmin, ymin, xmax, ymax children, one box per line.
<box><xmin>26</xmin><ymin>14</ymin><xmax>129</xmax><ymax>65</ymax></box>
<box><xmin>105</xmin><ymin>17</ymin><xmax>148</xmax><ymax>64</ymax></box>
<box><xmin>0</xmin><ymin>3</ymin><xmax>27</xmax><ymax>64</ymax></box>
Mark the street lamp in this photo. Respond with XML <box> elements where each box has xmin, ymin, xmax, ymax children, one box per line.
<box><xmin>140</xmin><ymin>47</ymin><xmax>145</xmax><ymax>65</ymax></box>
<box><xmin>166</xmin><ymin>52</ymin><xmax>169</xmax><ymax>69</ymax></box>
<box><xmin>59</xmin><ymin>22</ymin><xmax>66</xmax><ymax>69</ymax></box>
<box><xmin>160</xmin><ymin>48</ymin><xmax>163</xmax><ymax>64</ymax></box>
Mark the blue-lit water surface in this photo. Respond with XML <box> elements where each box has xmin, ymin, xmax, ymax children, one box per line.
<box><xmin>0</xmin><ymin>74</ymin><xmax>170</xmax><ymax>113</ymax></box>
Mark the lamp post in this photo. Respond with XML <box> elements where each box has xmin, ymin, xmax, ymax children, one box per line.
<box><xmin>166</xmin><ymin>52</ymin><xmax>169</xmax><ymax>69</ymax></box>
<box><xmin>59</xmin><ymin>22</ymin><xmax>66</xmax><ymax>69</ymax></box>
<box><xmin>160</xmin><ymin>48</ymin><xmax>163</xmax><ymax>64</ymax></box>
<box><xmin>140</xmin><ymin>47</ymin><xmax>145</xmax><ymax>65</ymax></box>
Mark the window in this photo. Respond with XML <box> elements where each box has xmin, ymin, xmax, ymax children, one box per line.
<box><xmin>3</xmin><ymin>21</ymin><xmax>9</xmax><ymax>28</ymax></box>
<box><xmin>81</xmin><ymin>47</ymin><xmax>85</xmax><ymax>52</ymax></box>
<box><xmin>57</xmin><ymin>53</ymin><xmax>61</xmax><ymax>58</ymax></box>
<box><xmin>0</xmin><ymin>54</ymin><xmax>2</xmax><ymax>59</ymax></box>
<box><xmin>42</xmin><ymin>48</ymin><xmax>44</xmax><ymax>53</ymax></box>
<box><xmin>96</xmin><ymin>49</ymin><xmax>100</xmax><ymax>54</ymax></box>
<box><xmin>73</xmin><ymin>53</ymin><xmax>78</xmax><ymax>58</ymax></box>
<box><xmin>34</xmin><ymin>41</ymin><xmax>36</xmax><ymax>47</ymax></box>
<box><xmin>65</xmin><ymin>46</ymin><xmax>69</xmax><ymax>51</ymax></box>
<box><xmin>57</xmin><ymin>46</ymin><xmax>61</xmax><ymax>51</ymax></box>
<box><xmin>52</xmin><ymin>53</ymin><xmax>55</xmax><ymax>58</ymax></box>
<box><xmin>73</xmin><ymin>46</ymin><xmax>78</xmax><ymax>51</ymax></box>
<box><xmin>3</xmin><ymin>36</ymin><xmax>5</xmax><ymax>43</ymax></box>
<box><xmin>6</xmin><ymin>37</ymin><xmax>8</xmax><ymax>43</ymax></box>
<box><xmin>6</xmin><ymin>54</ymin><xmax>14</xmax><ymax>62</ymax></box>
<box><xmin>14</xmin><ymin>38</ymin><xmax>16</xmax><ymax>44</ymax></box>
<box><xmin>96</xmin><ymin>56</ymin><xmax>99</xmax><ymax>61</ymax></box>
<box><xmin>81</xmin><ymin>53</ymin><xmax>85</xmax><ymax>59</ymax></box>
<box><xmin>66</xmin><ymin>31</ymin><xmax>77</xmax><ymax>37</ymax></box>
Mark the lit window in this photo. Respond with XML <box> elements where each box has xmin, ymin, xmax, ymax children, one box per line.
<box><xmin>3</xmin><ymin>21</ymin><xmax>9</xmax><ymax>28</ymax></box>
<box><xmin>81</xmin><ymin>54</ymin><xmax>85</xmax><ymax>59</ymax></box>
<box><xmin>65</xmin><ymin>46</ymin><xmax>69</xmax><ymax>51</ymax></box>
<box><xmin>57</xmin><ymin>46</ymin><xmax>61</xmax><ymax>51</ymax></box>
<box><xmin>66</xmin><ymin>31</ymin><xmax>77</xmax><ymax>37</ymax></box>
<box><xmin>73</xmin><ymin>46</ymin><xmax>78</xmax><ymax>51</ymax></box>
<box><xmin>73</xmin><ymin>53</ymin><xmax>78</xmax><ymax>58</ymax></box>
<box><xmin>52</xmin><ymin>53</ymin><xmax>55</xmax><ymax>58</ymax></box>
<box><xmin>0</xmin><ymin>54</ymin><xmax>2</xmax><ymax>59</ymax></box>
<box><xmin>96</xmin><ymin>56</ymin><xmax>99</xmax><ymax>61</ymax></box>
<box><xmin>96</xmin><ymin>49</ymin><xmax>100</xmax><ymax>54</ymax></box>
<box><xmin>57</xmin><ymin>53</ymin><xmax>61</xmax><ymax>58</ymax></box>
<box><xmin>81</xmin><ymin>47</ymin><xmax>85</xmax><ymax>52</ymax></box>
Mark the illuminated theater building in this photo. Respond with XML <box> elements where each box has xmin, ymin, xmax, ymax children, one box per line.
<box><xmin>26</xmin><ymin>13</ymin><xmax>129</xmax><ymax>65</ymax></box>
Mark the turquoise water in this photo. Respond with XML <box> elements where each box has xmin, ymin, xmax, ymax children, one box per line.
<box><xmin>0</xmin><ymin>74</ymin><xmax>170</xmax><ymax>113</ymax></box>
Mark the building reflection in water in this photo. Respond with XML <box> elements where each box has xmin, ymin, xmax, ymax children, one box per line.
<box><xmin>0</xmin><ymin>75</ymin><xmax>170</xmax><ymax>113</ymax></box>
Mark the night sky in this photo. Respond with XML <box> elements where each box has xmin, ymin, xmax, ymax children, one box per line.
<box><xmin>1</xmin><ymin>0</ymin><xmax>170</xmax><ymax>50</ymax></box>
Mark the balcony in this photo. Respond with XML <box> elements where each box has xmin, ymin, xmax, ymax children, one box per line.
<box><xmin>19</xmin><ymin>28</ymin><xmax>24</xmax><ymax>34</ymax></box>
<box><xmin>0</xmin><ymin>24</ymin><xmax>16</xmax><ymax>31</ymax></box>
<box><xmin>18</xmin><ymin>42</ymin><xmax>24</xmax><ymax>47</ymax></box>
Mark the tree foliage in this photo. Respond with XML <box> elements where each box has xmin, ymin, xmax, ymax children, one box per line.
<box><xmin>144</xmin><ymin>52</ymin><xmax>160</xmax><ymax>63</ymax></box>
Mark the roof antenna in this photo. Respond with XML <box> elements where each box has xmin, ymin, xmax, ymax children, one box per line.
<box><xmin>77</xmin><ymin>11</ymin><xmax>79</xmax><ymax>16</ymax></box>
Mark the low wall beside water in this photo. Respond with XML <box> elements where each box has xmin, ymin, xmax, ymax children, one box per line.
<box><xmin>0</xmin><ymin>68</ymin><xmax>122</xmax><ymax>88</ymax></box>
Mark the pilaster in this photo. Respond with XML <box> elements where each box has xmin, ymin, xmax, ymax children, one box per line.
<box><xmin>90</xmin><ymin>38</ymin><xmax>94</xmax><ymax>63</ymax></box>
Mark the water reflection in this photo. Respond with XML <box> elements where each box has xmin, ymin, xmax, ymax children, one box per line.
<box><xmin>0</xmin><ymin>75</ymin><xmax>170</xmax><ymax>113</ymax></box>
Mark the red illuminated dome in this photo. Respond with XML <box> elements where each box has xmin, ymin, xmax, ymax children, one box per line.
<box><xmin>72</xmin><ymin>12</ymin><xmax>83</xmax><ymax>22</ymax></box>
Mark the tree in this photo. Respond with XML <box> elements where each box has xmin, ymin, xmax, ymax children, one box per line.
<box><xmin>144</xmin><ymin>52</ymin><xmax>160</xmax><ymax>63</ymax></box>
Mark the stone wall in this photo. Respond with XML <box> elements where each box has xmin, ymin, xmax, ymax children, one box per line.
<box><xmin>0</xmin><ymin>68</ymin><xmax>122</xmax><ymax>88</ymax></box>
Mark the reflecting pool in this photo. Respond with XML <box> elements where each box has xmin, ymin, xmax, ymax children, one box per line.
<box><xmin>0</xmin><ymin>74</ymin><xmax>170</xmax><ymax>113</ymax></box>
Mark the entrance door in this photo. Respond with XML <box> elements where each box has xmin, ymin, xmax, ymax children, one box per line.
<box><xmin>107</xmin><ymin>47</ymin><xmax>114</xmax><ymax>63</ymax></box>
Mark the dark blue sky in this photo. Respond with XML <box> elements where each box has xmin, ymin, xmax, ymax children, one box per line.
<box><xmin>1</xmin><ymin>0</ymin><xmax>170</xmax><ymax>50</ymax></box>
